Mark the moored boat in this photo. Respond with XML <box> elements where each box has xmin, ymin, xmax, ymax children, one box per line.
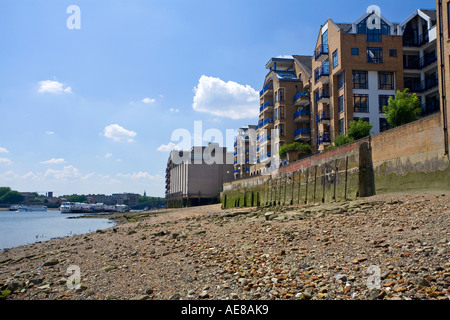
<box><xmin>17</xmin><ymin>205</ymin><xmax>48</xmax><ymax>212</ymax></box>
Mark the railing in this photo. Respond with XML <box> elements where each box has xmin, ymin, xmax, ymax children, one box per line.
<box><xmin>403</xmin><ymin>33</ymin><xmax>429</xmax><ymax>47</ymax></box>
<box><xmin>260</xmin><ymin>152</ymin><xmax>271</xmax><ymax>160</ymax></box>
<box><xmin>259</xmin><ymin>83</ymin><xmax>273</xmax><ymax>97</ymax></box>
<box><xmin>259</xmin><ymin>134</ymin><xmax>272</xmax><ymax>143</ymax></box>
<box><xmin>260</xmin><ymin>100</ymin><xmax>274</xmax><ymax>112</ymax></box>
<box><xmin>408</xmin><ymin>77</ymin><xmax>439</xmax><ymax>93</ymax></box>
<box><xmin>314</xmin><ymin>44</ymin><xmax>329</xmax><ymax>60</ymax></box>
<box><xmin>317</xmin><ymin>132</ymin><xmax>332</xmax><ymax>145</ymax></box>
<box><xmin>316</xmin><ymin>88</ymin><xmax>330</xmax><ymax>101</ymax></box>
<box><xmin>316</xmin><ymin>110</ymin><xmax>330</xmax><ymax>123</ymax></box>
<box><xmin>404</xmin><ymin>53</ymin><xmax>437</xmax><ymax>70</ymax></box>
<box><xmin>294</xmin><ymin>128</ymin><xmax>311</xmax><ymax>136</ymax></box>
<box><xmin>314</xmin><ymin>66</ymin><xmax>329</xmax><ymax>82</ymax></box>
<box><xmin>294</xmin><ymin>109</ymin><xmax>310</xmax><ymax>119</ymax></box>
<box><xmin>293</xmin><ymin>91</ymin><xmax>310</xmax><ymax>101</ymax></box>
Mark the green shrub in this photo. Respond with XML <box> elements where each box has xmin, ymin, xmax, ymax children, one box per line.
<box><xmin>279</xmin><ymin>142</ymin><xmax>312</xmax><ymax>159</ymax></box>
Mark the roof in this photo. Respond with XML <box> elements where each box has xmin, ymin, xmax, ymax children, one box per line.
<box><xmin>292</xmin><ymin>55</ymin><xmax>312</xmax><ymax>78</ymax></box>
<box><xmin>420</xmin><ymin>9</ymin><xmax>437</xmax><ymax>22</ymax></box>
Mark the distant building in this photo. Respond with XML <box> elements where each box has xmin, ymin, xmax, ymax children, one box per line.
<box><xmin>86</xmin><ymin>193</ymin><xmax>140</xmax><ymax>206</ymax></box>
<box><xmin>165</xmin><ymin>143</ymin><xmax>234</xmax><ymax>208</ymax></box>
<box><xmin>233</xmin><ymin>125</ymin><xmax>257</xmax><ymax>179</ymax></box>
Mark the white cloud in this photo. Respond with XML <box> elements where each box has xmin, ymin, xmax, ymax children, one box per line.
<box><xmin>157</xmin><ymin>142</ymin><xmax>178</xmax><ymax>152</ymax></box>
<box><xmin>0</xmin><ymin>147</ymin><xmax>8</xmax><ymax>153</ymax></box>
<box><xmin>170</xmin><ymin>108</ymin><xmax>179</xmax><ymax>113</ymax></box>
<box><xmin>44</xmin><ymin>165</ymin><xmax>81</xmax><ymax>181</ymax></box>
<box><xmin>192</xmin><ymin>75</ymin><xmax>259</xmax><ymax>120</ymax></box>
<box><xmin>103</xmin><ymin>124</ymin><xmax>137</xmax><ymax>143</ymax></box>
<box><xmin>45</xmin><ymin>131</ymin><xmax>55</xmax><ymax>135</ymax></box>
<box><xmin>105</xmin><ymin>153</ymin><xmax>113</xmax><ymax>159</ymax></box>
<box><xmin>40</xmin><ymin>158</ymin><xmax>67</xmax><ymax>164</ymax></box>
<box><xmin>38</xmin><ymin>80</ymin><xmax>72</xmax><ymax>94</ymax></box>
<box><xmin>0</xmin><ymin>158</ymin><xmax>12</xmax><ymax>165</ymax></box>
<box><xmin>117</xmin><ymin>172</ymin><xmax>163</xmax><ymax>180</ymax></box>
<box><xmin>141</xmin><ymin>97</ymin><xmax>156</xmax><ymax>104</ymax></box>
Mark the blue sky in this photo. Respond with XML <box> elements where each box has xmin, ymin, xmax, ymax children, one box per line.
<box><xmin>0</xmin><ymin>0</ymin><xmax>435</xmax><ymax>197</ymax></box>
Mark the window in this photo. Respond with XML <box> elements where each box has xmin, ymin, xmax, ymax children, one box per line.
<box><xmin>274</xmin><ymin>108</ymin><xmax>278</xmax><ymax>119</ymax></box>
<box><xmin>333</xmin><ymin>49</ymin><xmax>339</xmax><ymax>68</ymax></box>
<box><xmin>353</xmin><ymin>94</ymin><xmax>369</xmax><ymax>113</ymax></box>
<box><xmin>448</xmin><ymin>2</ymin><xmax>450</xmax><ymax>39</ymax></box>
<box><xmin>379</xmin><ymin>95</ymin><xmax>394</xmax><ymax>113</ymax></box>
<box><xmin>338</xmin><ymin>118</ymin><xmax>345</xmax><ymax>135</ymax></box>
<box><xmin>277</xmin><ymin>89</ymin><xmax>285</xmax><ymax>102</ymax></box>
<box><xmin>338</xmin><ymin>72</ymin><xmax>345</xmax><ymax>89</ymax></box>
<box><xmin>367</xmin><ymin>47</ymin><xmax>383</xmax><ymax>63</ymax></box>
<box><xmin>367</xmin><ymin>29</ymin><xmax>381</xmax><ymax>42</ymax></box>
<box><xmin>279</xmin><ymin>106</ymin><xmax>285</xmax><ymax>119</ymax></box>
<box><xmin>389</xmin><ymin>49</ymin><xmax>397</xmax><ymax>57</ymax></box>
<box><xmin>351</xmin><ymin>48</ymin><xmax>359</xmax><ymax>55</ymax></box>
<box><xmin>379</xmin><ymin>118</ymin><xmax>390</xmax><ymax>133</ymax></box>
<box><xmin>322</xmin><ymin>29</ymin><xmax>328</xmax><ymax>46</ymax></box>
<box><xmin>279</xmin><ymin>124</ymin><xmax>285</xmax><ymax>137</ymax></box>
<box><xmin>353</xmin><ymin>71</ymin><xmax>368</xmax><ymax>89</ymax></box>
<box><xmin>338</xmin><ymin>95</ymin><xmax>344</xmax><ymax>113</ymax></box>
<box><xmin>379</xmin><ymin>72</ymin><xmax>394</xmax><ymax>90</ymax></box>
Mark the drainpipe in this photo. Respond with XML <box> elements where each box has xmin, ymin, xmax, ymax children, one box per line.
<box><xmin>438</xmin><ymin>0</ymin><xmax>449</xmax><ymax>157</ymax></box>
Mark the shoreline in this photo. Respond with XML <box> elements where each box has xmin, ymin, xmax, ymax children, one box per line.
<box><xmin>1</xmin><ymin>192</ymin><xmax>449</xmax><ymax>301</ymax></box>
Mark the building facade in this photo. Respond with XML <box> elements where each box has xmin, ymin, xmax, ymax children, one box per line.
<box><xmin>233</xmin><ymin>125</ymin><xmax>257</xmax><ymax>179</ymax></box>
<box><xmin>165</xmin><ymin>144</ymin><xmax>234</xmax><ymax>208</ymax></box>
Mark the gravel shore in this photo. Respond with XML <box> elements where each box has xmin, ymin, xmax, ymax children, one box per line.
<box><xmin>1</xmin><ymin>192</ymin><xmax>449</xmax><ymax>300</ymax></box>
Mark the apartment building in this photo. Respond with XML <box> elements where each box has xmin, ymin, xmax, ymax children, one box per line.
<box><xmin>312</xmin><ymin>6</ymin><xmax>404</xmax><ymax>151</ymax></box>
<box><xmin>436</xmin><ymin>0</ymin><xmax>450</xmax><ymax>155</ymax></box>
<box><xmin>252</xmin><ymin>55</ymin><xmax>312</xmax><ymax>174</ymax></box>
<box><xmin>233</xmin><ymin>125</ymin><xmax>257</xmax><ymax>179</ymax></box>
<box><xmin>165</xmin><ymin>144</ymin><xmax>234</xmax><ymax>207</ymax></box>
<box><xmin>311</xmin><ymin>6</ymin><xmax>439</xmax><ymax>151</ymax></box>
<box><xmin>401</xmin><ymin>9</ymin><xmax>439</xmax><ymax>115</ymax></box>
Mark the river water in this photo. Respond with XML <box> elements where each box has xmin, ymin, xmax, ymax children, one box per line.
<box><xmin>0</xmin><ymin>209</ymin><xmax>115</xmax><ymax>250</ymax></box>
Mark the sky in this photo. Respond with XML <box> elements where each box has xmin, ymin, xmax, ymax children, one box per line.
<box><xmin>0</xmin><ymin>0</ymin><xmax>436</xmax><ymax>197</ymax></box>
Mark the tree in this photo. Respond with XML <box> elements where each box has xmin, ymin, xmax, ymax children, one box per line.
<box><xmin>334</xmin><ymin>134</ymin><xmax>354</xmax><ymax>147</ymax></box>
<box><xmin>0</xmin><ymin>191</ymin><xmax>24</xmax><ymax>204</ymax></box>
<box><xmin>0</xmin><ymin>187</ymin><xmax>12</xmax><ymax>198</ymax></box>
<box><xmin>383</xmin><ymin>89</ymin><xmax>422</xmax><ymax>127</ymax></box>
<box><xmin>347</xmin><ymin>118</ymin><xmax>373</xmax><ymax>141</ymax></box>
<box><xmin>279</xmin><ymin>142</ymin><xmax>312</xmax><ymax>159</ymax></box>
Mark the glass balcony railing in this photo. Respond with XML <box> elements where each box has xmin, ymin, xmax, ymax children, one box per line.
<box><xmin>260</xmin><ymin>83</ymin><xmax>273</xmax><ymax>97</ymax></box>
<box><xmin>260</xmin><ymin>100</ymin><xmax>274</xmax><ymax>112</ymax></box>
<box><xmin>314</xmin><ymin>66</ymin><xmax>330</xmax><ymax>82</ymax></box>
<box><xmin>294</xmin><ymin>109</ymin><xmax>310</xmax><ymax>119</ymax></box>
<box><xmin>314</xmin><ymin>44</ymin><xmax>329</xmax><ymax>60</ymax></box>
<box><xmin>294</xmin><ymin>128</ymin><xmax>311</xmax><ymax>136</ymax></box>
<box><xmin>293</xmin><ymin>91</ymin><xmax>310</xmax><ymax>101</ymax></box>
<box><xmin>317</xmin><ymin>132</ymin><xmax>331</xmax><ymax>145</ymax></box>
<box><xmin>316</xmin><ymin>110</ymin><xmax>330</xmax><ymax>123</ymax></box>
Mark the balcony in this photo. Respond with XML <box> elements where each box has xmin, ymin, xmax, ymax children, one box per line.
<box><xmin>315</xmin><ymin>110</ymin><xmax>330</xmax><ymax>124</ymax></box>
<box><xmin>314</xmin><ymin>44</ymin><xmax>329</xmax><ymax>62</ymax></box>
<box><xmin>260</xmin><ymin>83</ymin><xmax>274</xmax><ymax>97</ymax></box>
<box><xmin>408</xmin><ymin>77</ymin><xmax>438</xmax><ymax>93</ymax></box>
<box><xmin>294</xmin><ymin>109</ymin><xmax>310</xmax><ymax>123</ymax></box>
<box><xmin>294</xmin><ymin>91</ymin><xmax>310</xmax><ymax>106</ymax></box>
<box><xmin>294</xmin><ymin>128</ymin><xmax>311</xmax><ymax>141</ymax></box>
<box><xmin>404</xmin><ymin>53</ymin><xmax>437</xmax><ymax>70</ymax></box>
<box><xmin>259</xmin><ymin>134</ymin><xmax>272</xmax><ymax>144</ymax></box>
<box><xmin>403</xmin><ymin>33</ymin><xmax>429</xmax><ymax>47</ymax></box>
<box><xmin>314</xmin><ymin>66</ymin><xmax>330</xmax><ymax>84</ymax></box>
<box><xmin>317</xmin><ymin>132</ymin><xmax>332</xmax><ymax>145</ymax></box>
<box><xmin>259</xmin><ymin>117</ymin><xmax>274</xmax><ymax>129</ymax></box>
<box><xmin>260</xmin><ymin>100</ymin><xmax>274</xmax><ymax>113</ymax></box>
<box><xmin>421</xmin><ymin>102</ymin><xmax>440</xmax><ymax>116</ymax></box>
<box><xmin>316</xmin><ymin>88</ymin><xmax>330</xmax><ymax>103</ymax></box>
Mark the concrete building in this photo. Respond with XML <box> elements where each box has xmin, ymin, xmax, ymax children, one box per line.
<box><xmin>233</xmin><ymin>125</ymin><xmax>257</xmax><ymax>179</ymax></box>
<box><xmin>253</xmin><ymin>55</ymin><xmax>312</xmax><ymax>174</ymax></box>
<box><xmin>165</xmin><ymin>144</ymin><xmax>234</xmax><ymax>208</ymax></box>
<box><xmin>86</xmin><ymin>193</ymin><xmax>140</xmax><ymax>206</ymax></box>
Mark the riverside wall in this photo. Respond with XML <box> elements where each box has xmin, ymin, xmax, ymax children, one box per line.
<box><xmin>221</xmin><ymin>112</ymin><xmax>450</xmax><ymax>208</ymax></box>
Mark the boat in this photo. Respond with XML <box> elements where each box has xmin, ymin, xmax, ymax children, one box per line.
<box><xmin>17</xmin><ymin>205</ymin><xmax>48</xmax><ymax>212</ymax></box>
<box><xmin>60</xmin><ymin>202</ymin><xmax>127</xmax><ymax>214</ymax></box>
<box><xmin>9</xmin><ymin>205</ymin><xmax>20</xmax><ymax>211</ymax></box>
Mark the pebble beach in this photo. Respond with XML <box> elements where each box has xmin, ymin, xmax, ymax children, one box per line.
<box><xmin>1</xmin><ymin>192</ymin><xmax>449</xmax><ymax>301</ymax></box>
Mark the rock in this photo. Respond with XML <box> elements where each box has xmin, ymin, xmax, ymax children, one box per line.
<box><xmin>199</xmin><ymin>291</ymin><xmax>209</xmax><ymax>299</ymax></box>
<box><xmin>335</xmin><ymin>274</ymin><xmax>347</xmax><ymax>283</ymax></box>
<box><xmin>37</xmin><ymin>284</ymin><xmax>51</xmax><ymax>290</ymax></box>
<box><xmin>170</xmin><ymin>293</ymin><xmax>181</xmax><ymax>300</ymax></box>
<box><xmin>131</xmin><ymin>295</ymin><xmax>150</xmax><ymax>300</ymax></box>
<box><xmin>265</xmin><ymin>212</ymin><xmax>277</xmax><ymax>221</ymax></box>
<box><xmin>127</xmin><ymin>229</ymin><xmax>137</xmax><ymax>235</ymax></box>
<box><xmin>414</xmin><ymin>277</ymin><xmax>431</xmax><ymax>287</ymax></box>
<box><xmin>43</xmin><ymin>258</ymin><xmax>59</xmax><ymax>267</ymax></box>
<box><xmin>144</xmin><ymin>288</ymin><xmax>154</xmax><ymax>295</ymax></box>
<box><xmin>229</xmin><ymin>293</ymin><xmax>239</xmax><ymax>299</ymax></box>
<box><xmin>101</xmin><ymin>264</ymin><xmax>118</xmax><ymax>272</ymax></box>
<box><xmin>6</xmin><ymin>280</ymin><xmax>25</xmax><ymax>293</ymax></box>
